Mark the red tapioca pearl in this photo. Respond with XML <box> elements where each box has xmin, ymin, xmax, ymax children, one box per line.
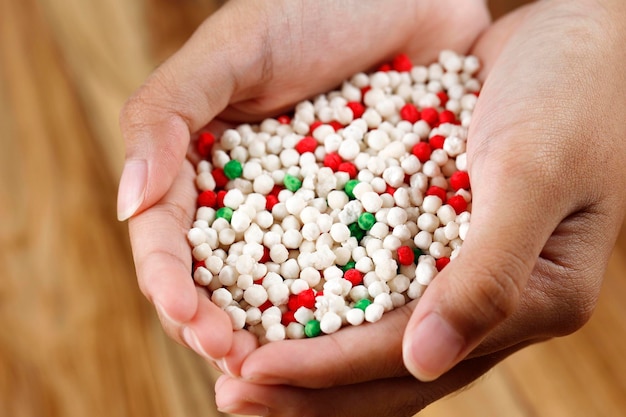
<box><xmin>429</xmin><ymin>135</ymin><xmax>446</xmax><ymax>149</ymax></box>
<box><xmin>377</xmin><ymin>63</ymin><xmax>392</xmax><ymax>72</ymax></box>
<box><xmin>269</xmin><ymin>185</ymin><xmax>283</xmax><ymax>197</ymax></box>
<box><xmin>216</xmin><ymin>190</ymin><xmax>227</xmax><ymax>207</ymax></box>
<box><xmin>438</xmin><ymin>110</ymin><xmax>457</xmax><ymax>125</ymax></box>
<box><xmin>450</xmin><ymin>171</ymin><xmax>470</xmax><ymax>191</ymax></box>
<box><xmin>392</xmin><ymin>53</ymin><xmax>413</xmax><ymax>72</ymax></box>
<box><xmin>329</xmin><ymin>120</ymin><xmax>344</xmax><ymax>131</ymax></box>
<box><xmin>297</xmin><ymin>288</ymin><xmax>316</xmax><ymax>309</ymax></box>
<box><xmin>404</xmin><ymin>174</ymin><xmax>412</xmax><ymax>185</ymax></box>
<box><xmin>323</xmin><ymin>152</ymin><xmax>343</xmax><ymax>171</ymax></box>
<box><xmin>421</xmin><ymin>107</ymin><xmax>439</xmax><ymax>126</ymax></box>
<box><xmin>400</xmin><ymin>103</ymin><xmax>420</xmax><ymax>123</ymax></box>
<box><xmin>360</xmin><ymin>86</ymin><xmax>371</xmax><ymax>99</ymax></box>
<box><xmin>315</xmin><ymin>290</ymin><xmax>324</xmax><ymax>298</ymax></box>
<box><xmin>259</xmin><ymin>300</ymin><xmax>274</xmax><ymax>312</ymax></box>
<box><xmin>281</xmin><ymin>310</ymin><xmax>297</xmax><ymax>326</ymax></box>
<box><xmin>397</xmin><ymin>245</ymin><xmax>415</xmax><ymax>266</ymax></box>
<box><xmin>447</xmin><ymin>195</ymin><xmax>468</xmax><ymax>214</ymax></box>
<box><xmin>211</xmin><ymin>168</ymin><xmax>229</xmax><ymax>189</ymax></box>
<box><xmin>411</xmin><ymin>141</ymin><xmax>432</xmax><ymax>163</ymax></box>
<box><xmin>265</xmin><ymin>194</ymin><xmax>279</xmax><ymax>211</ymax></box>
<box><xmin>344</xmin><ymin>269</ymin><xmax>364</xmax><ymax>286</ymax></box>
<box><xmin>197</xmin><ymin>190</ymin><xmax>217</xmax><ymax>208</ymax></box>
<box><xmin>287</xmin><ymin>294</ymin><xmax>299</xmax><ymax>311</ymax></box>
<box><xmin>436</xmin><ymin>257</ymin><xmax>451</xmax><ymax>271</ymax></box>
<box><xmin>254</xmin><ymin>276</ymin><xmax>264</xmax><ymax>285</ymax></box>
<box><xmin>346</xmin><ymin>101</ymin><xmax>365</xmax><ymax>119</ymax></box>
<box><xmin>436</xmin><ymin>91</ymin><xmax>449</xmax><ymax>107</ymax></box>
<box><xmin>338</xmin><ymin>162</ymin><xmax>358</xmax><ymax>179</ymax></box>
<box><xmin>309</xmin><ymin>121</ymin><xmax>323</xmax><ymax>133</ymax></box>
<box><xmin>426</xmin><ymin>185</ymin><xmax>447</xmax><ymax>202</ymax></box>
<box><xmin>385</xmin><ymin>185</ymin><xmax>397</xmax><ymax>196</ymax></box>
<box><xmin>277</xmin><ymin>114</ymin><xmax>291</xmax><ymax>125</ymax></box>
<box><xmin>196</xmin><ymin>132</ymin><xmax>215</xmax><ymax>158</ymax></box>
<box><xmin>259</xmin><ymin>247</ymin><xmax>271</xmax><ymax>263</ymax></box>
<box><xmin>192</xmin><ymin>260</ymin><xmax>205</xmax><ymax>272</ymax></box>
<box><xmin>295</xmin><ymin>136</ymin><xmax>318</xmax><ymax>154</ymax></box>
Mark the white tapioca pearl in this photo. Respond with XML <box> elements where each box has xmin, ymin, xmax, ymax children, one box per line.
<box><xmin>416</xmin><ymin>260</ymin><xmax>437</xmax><ymax>285</ymax></box>
<box><xmin>360</xmin><ymin>191</ymin><xmax>383</xmax><ymax>213</ymax></box>
<box><xmin>342</xmin><ymin>81</ymin><xmax>362</xmax><ymax>102</ymax></box>
<box><xmin>212</xmin><ymin>287</ymin><xmax>233</xmax><ymax>308</ymax></box>
<box><xmin>422</xmin><ymin>195</ymin><xmax>443</xmax><ymax>214</ymax></box>
<box><xmin>386</xmin><ymin>207</ymin><xmax>408</xmax><ymax>228</ymax></box>
<box><xmin>193</xmin><ymin>266</ymin><xmax>212</xmax><ymax>286</ymax></box>
<box><xmin>364</xmin><ymin>303</ymin><xmax>385</xmax><ymax>323</ymax></box>
<box><xmin>252</xmin><ymin>174</ymin><xmax>274</xmax><ymax>195</ymax></box>
<box><xmin>382</xmin><ymin>166</ymin><xmax>405</xmax><ymax>188</ymax></box>
<box><xmin>346</xmin><ymin>308</ymin><xmax>365</xmax><ymax>326</ymax></box>
<box><xmin>188</xmin><ymin>227</ymin><xmax>206</xmax><ymax>247</ymax></box>
<box><xmin>414</xmin><ymin>231</ymin><xmax>433</xmax><ymax>250</ymax></box>
<box><xmin>320</xmin><ymin>312</ymin><xmax>343</xmax><ymax>334</ymax></box>
<box><xmin>280</xmin><ymin>259</ymin><xmax>301</xmax><ymax>280</ymax></box>
<box><xmin>265</xmin><ymin>323</ymin><xmax>286</xmax><ymax>342</ymax></box>
<box><xmin>393</xmin><ymin>187</ymin><xmax>410</xmax><ymax>208</ymax></box>
<box><xmin>294</xmin><ymin>307</ymin><xmax>315</xmax><ymax>325</ymax></box>
<box><xmin>417</xmin><ymin>212</ymin><xmax>440</xmax><ymax>233</ymax></box>
<box><xmin>362</xmin><ymin>108</ymin><xmax>382</xmax><ymax>128</ymax></box>
<box><xmin>267</xmin><ymin>282</ymin><xmax>290</xmax><ymax>306</ymax></box>
<box><xmin>269</xmin><ymin>244</ymin><xmax>289</xmax><ymax>263</ymax></box>
<box><xmin>443</xmin><ymin>136</ymin><xmax>465</xmax><ymax>158</ymax></box>
<box><xmin>437</xmin><ymin>204</ymin><xmax>457</xmax><ymax>226</ymax></box>
<box><xmin>225</xmin><ymin>306</ymin><xmax>247</xmax><ymax>330</ymax></box>
<box><xmin>230</xmin><ymin>211</ymin><xmax>251</xmax><ymax>233</ymax></box>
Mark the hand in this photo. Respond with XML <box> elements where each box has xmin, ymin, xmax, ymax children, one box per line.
<box><xmin>214</xmin><ymin>1</ymin><xmax>626</xmax><ymax>415</ymax></box>
<box><xmin>117</xmin><ymin>0</ymin><xmax>490</xmax><ymax>361</ymax></box>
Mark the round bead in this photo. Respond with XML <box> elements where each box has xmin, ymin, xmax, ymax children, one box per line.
<box><xmin>215</xmin><ymin>207</ymin><xmax>233</xmax><ymax>222</ymax></box>
<box><xmin>224</xmin><ymin>159</ymin><xmax>243</xmax><ymax>179</ymax></box>
<box><xmin>357</xmin><ymin>212</ymin><xmax>376</xmax><ymax>230</ymax></box>
<box><xmin>304</xmin><ymin>319</ymin><xmax>322</xmax><ymax>337</ymax></box>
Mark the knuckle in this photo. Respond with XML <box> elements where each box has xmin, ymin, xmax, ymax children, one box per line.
<box><xmin>119</xmin><ymin>70</ymin><xmax>192</xmax><ymax>137</ymax></box>
<box><xmin>461</xmin><ymin>249</ymin><xmax>528</xmax><ymax>326</ymax></box>
<box><xmin>546</xmin><ymin>269</ymin><xmax>600</xmax><ymax>336</ymax></box>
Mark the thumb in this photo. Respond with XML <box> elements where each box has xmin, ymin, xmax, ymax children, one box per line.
<box><xmin>116</xmin><ymin>5</ymin><xmax>261</xmax><ymax>220</ymax></box>
<box><xmin>402</xmin><ymin>171</ymin><xmax>551</xmax><ymax>381</ymax></box>
<box><xmin>401</xmin><ymin>5</ymin><xmax>580</xmax><ymax>380</ymax></box>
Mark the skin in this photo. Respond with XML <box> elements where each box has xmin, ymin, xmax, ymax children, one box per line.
<box><xmin>118</xmin><ymin>0</ymin><xmax>626</xmax><ymax>415</ymax></box>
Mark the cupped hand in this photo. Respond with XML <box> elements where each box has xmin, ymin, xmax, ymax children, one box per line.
<box><xmin>214</xmin><ymin>1</ymin><xmax>626</xmax><ymax>415</ymax></box>
<box><xmin>117</xmin><ymin>0</ymin><xmax>490</xmax><ymax>360</ymax></box>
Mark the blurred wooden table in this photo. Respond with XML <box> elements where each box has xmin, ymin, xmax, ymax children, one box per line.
<box><xmin>1</xmin><ymin>1</ymin><xmax>625</xmax><ymax>416</ymax></box>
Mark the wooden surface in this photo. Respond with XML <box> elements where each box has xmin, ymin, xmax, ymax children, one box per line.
<box><xmin>1</xmin><ymin>1</ymin><xmax>625</xmax><ymax>416</ymax></box>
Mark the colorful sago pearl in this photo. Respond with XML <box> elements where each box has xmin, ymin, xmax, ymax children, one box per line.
<box><xmin>188</xmin><ymin>50</ymin><xmax>475</xmax><ymax>344</ymax></box>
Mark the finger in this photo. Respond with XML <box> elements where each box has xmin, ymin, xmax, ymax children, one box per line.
<box><xmin>129</xmin><ymin>160</ymin><xmax>233</xmax><ymax>358</ymax></box>
<box><xmin>217</xmin><ymin>329</ymin><xmax>260</xmax><ymax>377</ymax></box>
<box><xmin>402</xmin><ymin>32</ymin><xmax>587</xmax><ymax>380</ymax></box>
<box><xmin>216</xmin><ymin>346</ymin><xmax>518</xmax><ymax>417</ymax></box>
<box><xmin>238</xmin><ymin>303</ymin><xmax>414</xmax><ymax>387</ymax></box>
<box><xmin>117</xmin><ymin>2</ymin><xmax>251</xmax><ymax>221</ymax></box>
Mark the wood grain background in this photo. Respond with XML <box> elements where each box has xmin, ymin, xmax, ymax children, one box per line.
<box><xmin>1</xmin><ymin>1</ymin><xmax>625</xmax><ymax>416</ymax></box>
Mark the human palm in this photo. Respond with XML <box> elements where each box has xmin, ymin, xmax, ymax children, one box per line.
<box><xmin>119</xmin><ymin>0</ymin><xmax>490</xmax><ymax>360</ymax></box>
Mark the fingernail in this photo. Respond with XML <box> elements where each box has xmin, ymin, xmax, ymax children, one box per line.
<box><xmin>182</xmin><ymin>327</ymin><xmax>213</xmax><ymax>360</ymax></box>
<box><xmin>154</xmin><ymin>302</ymin><xmax>180</xmax><ymax>328</ymax></box>
<box><xmin>216</xmin><ymin>358</ymin><xmax>234</xmax><ymax>377</ymax></box>
<box><xmin>404</xmin><ymin>313</ymin><xmax>465</xmax><ymax>382</ymax></box>
<box><xmin>117</xmin><ymin>159</ymin><xmax>147</xmax><ymax>221</ymax></box>
<box><xmin>218</xmin><ymin>402</ymin><xmax>270</xmax><ymax>416</ymax></box>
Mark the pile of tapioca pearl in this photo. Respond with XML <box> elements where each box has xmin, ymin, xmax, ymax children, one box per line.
<box><xmin>188</xmin><ymin>50</ymin><xmax>477</xmax><ymax>344</ymax></box>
